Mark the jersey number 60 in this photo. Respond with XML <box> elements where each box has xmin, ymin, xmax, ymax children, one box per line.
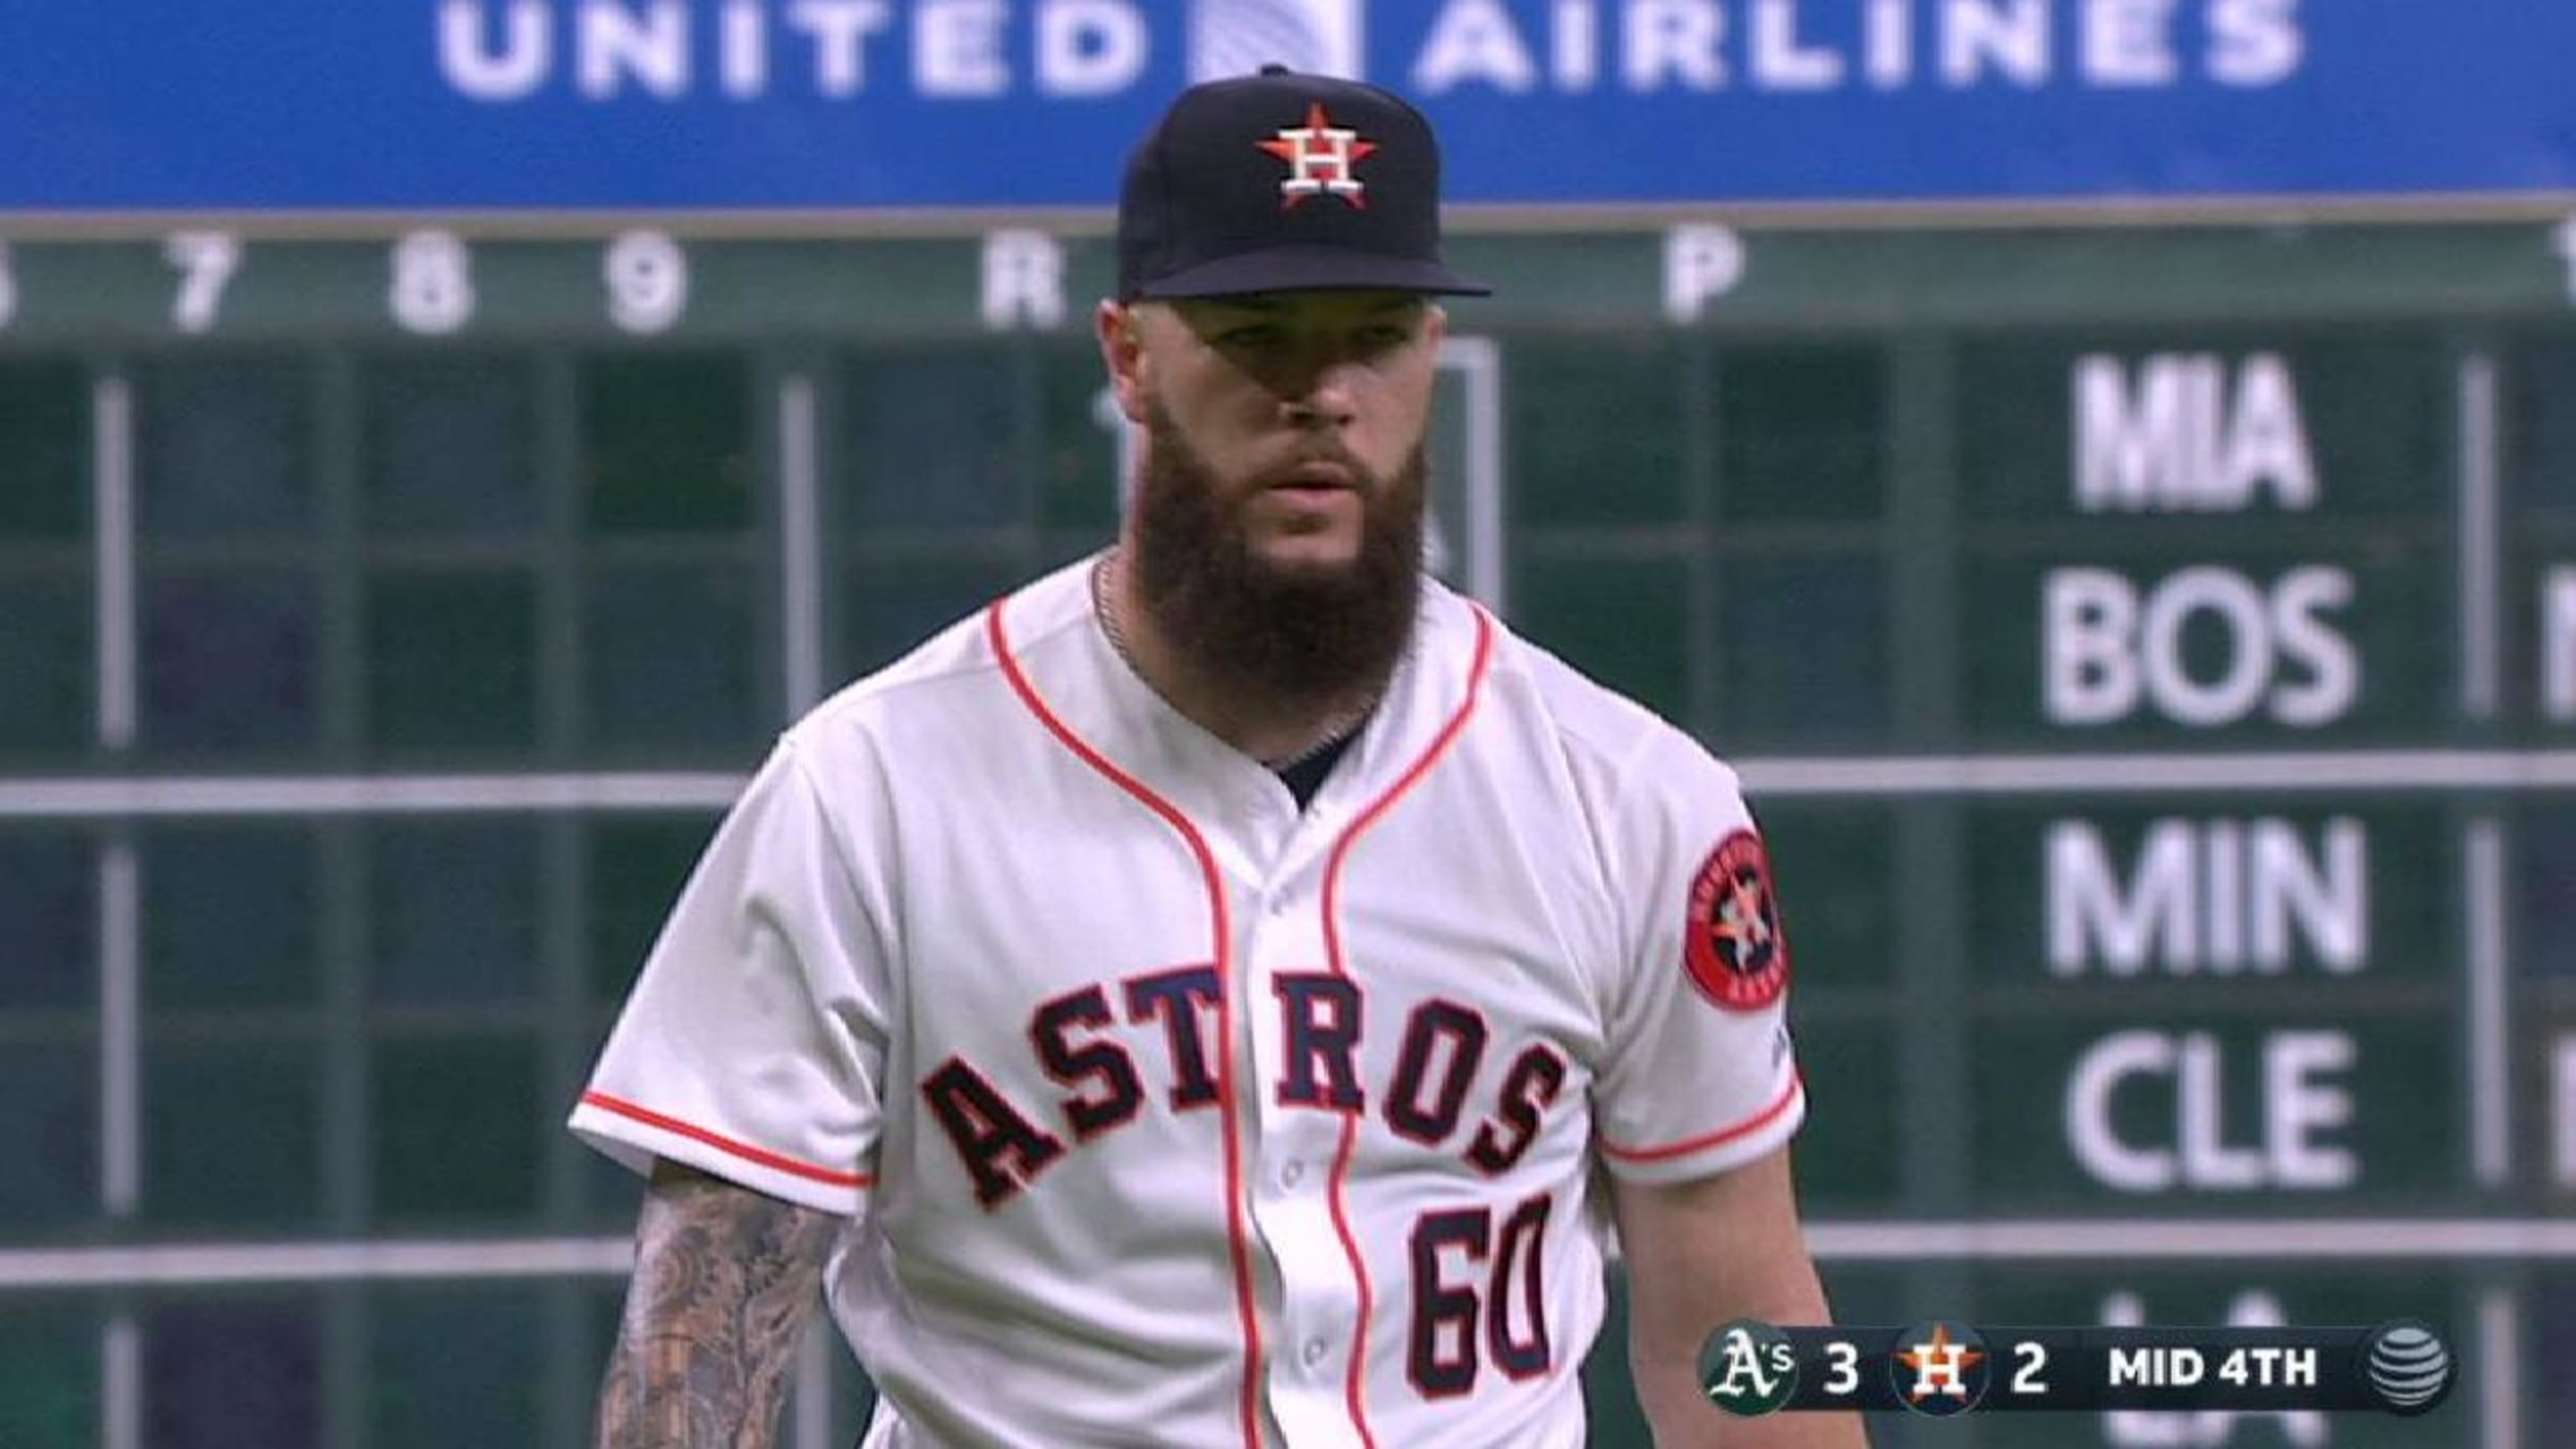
<box><xmin>1407</xmin><ymin>1192</ymin><xmax>1553</xmax><ymax>1397</ymax></box>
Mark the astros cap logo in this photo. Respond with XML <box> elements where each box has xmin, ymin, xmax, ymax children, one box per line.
<box><xmin>1257</xmin><ymin>101</ymin><xmax>1378</xmax><ymax>210</ymax></box>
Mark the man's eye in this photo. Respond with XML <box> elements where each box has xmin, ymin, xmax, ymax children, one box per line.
<box><xmin>1219</xmin><ymin>326</ymin><xmax>1282</xmax><ymax>347</ymax></box>
<box><xmin>1358</xmin><ymin>325</ymin><xmax>1413</xmax><ymax>349</ymax></box>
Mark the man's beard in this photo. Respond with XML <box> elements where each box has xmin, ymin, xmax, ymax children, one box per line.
<box><xmin>1130</xmin><ymin>399</ymin><xmax>1426</xmax><ymax>713</ymax></box>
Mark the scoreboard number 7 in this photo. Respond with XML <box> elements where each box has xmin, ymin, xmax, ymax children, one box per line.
<box><xmin>164</xmin><ymin>231</ymin><xmax>242</xmax><ymax>335</ymax></box>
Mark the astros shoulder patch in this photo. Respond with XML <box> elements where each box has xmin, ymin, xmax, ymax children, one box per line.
<box><xmin>1683</xmin><ymin>828</ymin><xmax>1790</xmax><ymax>1011</ymax></box>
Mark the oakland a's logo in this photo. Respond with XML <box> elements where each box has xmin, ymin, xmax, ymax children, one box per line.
<box><xmin>1700</xmin><ymin>1318</ymin><xmax>1798</xmax><ymax>1416</ymax></box>
<box><xmin>1684</xmin><ymin>828</ymin><xmax>1789</xmax><ymax>1011</ymax></box>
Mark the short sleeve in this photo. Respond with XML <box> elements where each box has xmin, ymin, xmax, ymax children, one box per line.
<box><xmin>569</xmin><ymin>740</ymin><xmax>891</xmax><ymax>1215</ymax></box>
<box><xmin>1590</xmin><ymin>728</ymin><xmax>1805</xmax><ymax>1185</ymax></box>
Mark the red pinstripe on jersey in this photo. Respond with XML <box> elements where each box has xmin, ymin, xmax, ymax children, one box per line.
<box><xmin>579</xmin><ymin>1090</ymin><xmax>873</xmax><ymax>1188</ymax></box>
<box><xmin>986</xmin><ymin>596</ymin><xmax>1264</xmax><ymax>1449</ymax></box>
<box><xmin>1597</xmin><ymin>1072</ymin><xmax>1805</xmax><ymax>1165</ymax></box>
<box><xmin>1317</xmin><ymin>604</ymin><xmax>1497</xmax><ymax>1447</ymax></box>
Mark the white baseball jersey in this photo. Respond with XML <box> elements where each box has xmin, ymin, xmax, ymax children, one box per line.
<box><xmin>571</xmin><ymin>554</ymin><xmax>1805</xmax><ymax>1448</ymax></box>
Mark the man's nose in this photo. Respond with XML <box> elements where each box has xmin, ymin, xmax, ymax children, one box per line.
<box><xmin>1280</xmin><ymin>356</ymin><xmax>1363</xmax><ymax>428</ymax></box>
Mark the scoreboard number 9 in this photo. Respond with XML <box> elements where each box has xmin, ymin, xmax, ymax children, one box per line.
<box><xmin>605</xmin><ymin>229</ymin><xmax>688</xmax><ymax>335</ymax></box>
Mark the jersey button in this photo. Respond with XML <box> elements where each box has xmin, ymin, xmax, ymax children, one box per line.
<box><xmin>1301</xmin><ymin>1338</ymin><xmax>1330</xmax><ymax>1368</ymax></box>
<box><xmin>1279</xmin><ymin>1160</ymin><xmax>1306</xmax><ymax>1190</ymax></box>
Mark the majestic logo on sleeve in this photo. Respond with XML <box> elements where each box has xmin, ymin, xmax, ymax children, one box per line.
<box><xmin>1256</xmin><ymin>101</ymin><xmax>1375</xmax><ymax>209</ymax></box>
<box><xmin>1684</xmin><ymin>829</ymin><xmax>1789</xmax><ymax>1011</ymax></box>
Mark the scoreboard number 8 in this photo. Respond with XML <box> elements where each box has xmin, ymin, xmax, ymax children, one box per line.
<box><xmin>392</xmin><ymin>230</ymin><xmax>475</xmax><ymax>335</ymax></box>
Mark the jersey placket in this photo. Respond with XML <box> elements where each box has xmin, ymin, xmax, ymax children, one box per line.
<box><xmin>1233</xmin><ymin>784</ymin><xmax>1376</xmax><ymax>1448</ymax></box>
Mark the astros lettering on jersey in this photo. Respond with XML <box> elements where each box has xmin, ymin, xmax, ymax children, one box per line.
<box><xmin>571</xmin><ymin>558</ymin><xmax>1806</xmax><ymax>1448</ymax></box>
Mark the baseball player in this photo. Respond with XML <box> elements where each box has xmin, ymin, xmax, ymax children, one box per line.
<box><xmin>576</xmin><ymin>67</ymin><xmax>1862</xmax><ymax>1449</ymax></box>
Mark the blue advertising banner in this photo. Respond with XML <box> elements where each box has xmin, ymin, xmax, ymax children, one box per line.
<box><xmin>2</xmin><ymin>1</ymin><xmax>2571</xmax><ymax>213</ymax></box>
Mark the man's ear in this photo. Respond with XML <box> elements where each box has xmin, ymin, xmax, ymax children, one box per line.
<box><xmin>1098</xmin><ymin>299</ymin><xmax>1150</xmax><ymax>424</ymax></box>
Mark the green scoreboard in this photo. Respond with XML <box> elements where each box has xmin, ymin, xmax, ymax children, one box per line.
<box><xmin>2</xmin><ymin>216</ymin><xmax>2571</xmax><ymax>1447</ymax></box>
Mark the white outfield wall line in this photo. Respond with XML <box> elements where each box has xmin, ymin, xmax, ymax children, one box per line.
<box><xmin>778</xmin><ymin>371</ymin><xmax>825</xmax><ymax>721</ymax></box>
<box><xmin>0</xmin><ymin>771</ymin><xmax>749</xmax><ymax>818</ymax></box>
<box><xmin>1740</xmin><ymin>748</ymin><xmax>2576</xmax><ymax>796</ymax></box>
<box><xmin>1802</xmin><ymin>1218</ymin><xmax>2576</xmax><ymax>1260</ymax></box>
<box><xmin>101</xmin><ymin>1315</ymin><xmax>140</xmax><ymax>1449</ymax></box>
<box><xmin>0</xmin><ymin>1238</ymin><xmax>637</xmax><ymax>1290</ymax></box>
<box><xmin>4</xmin><ymin>1220</ymin><xmax>2575</xmax><ymax>1291</ymax></box>
<box><xmin>2480</xmin><ymin>1286</ymin><xmax>2521</xmax><ymax>1449</ymax></box>
<box><xmin>2467</xmin><ymin>820</ymin><xmax>2511</xmax><ymax>1189</ymax></box>
<box><xmin>3</xmin><ymin>750</ymin><xmax>2576</xmax><ymax>820</ymax></box>
<box><xmin>2458</xmin><ymin>352</ymin><xmax>2503</xmax><ymax>724</ymax></box>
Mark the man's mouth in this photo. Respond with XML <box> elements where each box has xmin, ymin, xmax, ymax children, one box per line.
<box><xmin>1269</xmin><ymin>460</ymin><xmax>1358</xmax><ymax>490</ymax></box>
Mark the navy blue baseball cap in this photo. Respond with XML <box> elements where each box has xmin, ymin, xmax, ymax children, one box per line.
<box><xmin>1116</xmin><ymin>65</ymin><xmax>1489</xmax><ymax>301</ymax></box>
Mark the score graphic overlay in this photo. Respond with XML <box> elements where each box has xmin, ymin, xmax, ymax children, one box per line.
<box><xmin>1701</xmin><ymin>1320</ymin><xmax>2456</xmax><ymax>1416</ymax></box>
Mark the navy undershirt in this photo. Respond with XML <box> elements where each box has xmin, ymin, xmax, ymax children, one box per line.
<box><xmin>1274</xmin><ymin>728</ymin><xmax>1361</xmax><ymax>810</ymax></box>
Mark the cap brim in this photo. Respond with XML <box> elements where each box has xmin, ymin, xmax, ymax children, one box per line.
<box><xmin>1134</xmin><ymin>244</ymin><xmax>1490</xmax><ymax>299</ymax></box>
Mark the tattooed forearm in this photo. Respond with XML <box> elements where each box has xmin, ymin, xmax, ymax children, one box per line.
<box><xmin>595</xmin><ymin>1161</ymin><xmax>841</xmax><ymax>1449</ymax></box>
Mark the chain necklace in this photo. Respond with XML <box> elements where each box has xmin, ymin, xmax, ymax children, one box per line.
<box><xmin>1089</xmin><ymin>551</ymin><xmax>1379</xmax><ymax>769</ymax></box>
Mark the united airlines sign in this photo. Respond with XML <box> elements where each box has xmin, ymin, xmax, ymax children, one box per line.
<box><xmin>3</xmin><ymin>1</ymin><xmax>2572</xmax><ymax>212</ymax></box>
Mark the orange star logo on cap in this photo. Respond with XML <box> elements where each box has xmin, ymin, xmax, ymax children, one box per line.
<box><xmin>1256</xmin><ymin>101</ymin><xmax>1378</xmax><ymax>210</ymax></box>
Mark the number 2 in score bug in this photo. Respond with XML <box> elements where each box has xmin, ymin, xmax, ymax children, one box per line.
<box><xmin>1993</xmin><ymin>1333</ymin><xmax>2058</xmax><ymax>1405</ymax></box>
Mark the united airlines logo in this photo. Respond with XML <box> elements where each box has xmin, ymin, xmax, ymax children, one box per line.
<box><xmin>434</xmin><ymin>0</ymin><xmax>1362</xmax><ymax>103</ymax></box>
<box><xmin>432</xmin><ymin>0</ymin><xmax>2299</xmax><ymax>105</ymax></box>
